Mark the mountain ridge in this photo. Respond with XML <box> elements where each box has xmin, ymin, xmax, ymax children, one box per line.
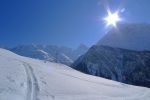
<box><xmin>6</xmin><ymin>44</ymin><xmax>88</xmax><ymax>65</ymax></box>
<box><xmin>72</xmin><ymin>45</ymin><xmax>150</xmax><ymax>88</ymax></box>
<box><xmin>98</xmin><ymin>23</ymin><xmax>150</xmax><ymax>51</ymax></box>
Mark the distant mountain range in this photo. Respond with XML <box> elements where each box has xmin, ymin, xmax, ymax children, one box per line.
<box><xmin>3</xmin><ymin>23</ymin><xmax>150</xmax><ymax>88</ymax></box>
<box><xmin>72</xmin><ymin>23</ymin><xmax>150</xmax><ymax>88</ymax></box>
<box><xmin>6</xmin><ymin>44</ymin><xmax>88</xmax><ymax>65</ymax></box>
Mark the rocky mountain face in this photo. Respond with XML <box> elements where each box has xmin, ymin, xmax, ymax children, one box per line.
<box><xmin>72</xmin><ymin>45</ymin><xmax>150</xmax><ymax>88</ymax></box>
<box><xmin>8</xmin><ymin>44</ymin><xmax>88</xmax><ymax>65</ymax></box>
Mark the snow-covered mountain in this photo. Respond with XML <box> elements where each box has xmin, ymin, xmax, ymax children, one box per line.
<box><xmin>0</xmin><ymin>48</ymin><xmax>150</xmax><ymax>100</ymax></box>
<box><xmin>72</xmin><ymin>45</ymin><xmax>150</xmax><ymax>88</ymax></box>
<box><xmin>98</xmin><ymin>23</ymin><xmax>150</xmax><ymax>51</ymax></box>
<box><xmin>72</xmin><ymin>23</ymin><xmax>150</xmax><ymax>88</ymax></box>
<box><xmin>8</xmin><ymin>44</ymin><xmax>88</xmax><ymax>65</ymax></box>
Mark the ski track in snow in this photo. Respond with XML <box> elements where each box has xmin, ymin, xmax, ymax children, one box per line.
<box><xmin>0</xmin><ymin>49</ymin><xmax>150</xmax><ymax>100</ymax></box>
<box><xmin>23</xmin><ymin>63</ymin><xmax>39</xmax><ymax>100</ymax></box>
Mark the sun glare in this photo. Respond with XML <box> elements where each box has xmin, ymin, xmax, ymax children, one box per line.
<box><xmin>104</xmin><ymin>11</ymin><xmax>121</xmax><ymax>27</ymax></box>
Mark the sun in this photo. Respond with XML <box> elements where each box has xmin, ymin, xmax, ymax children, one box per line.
<box><xmin>104</xmin><ymin>11</ymin><xmax>121</xmax><ymax>27</ymax></box>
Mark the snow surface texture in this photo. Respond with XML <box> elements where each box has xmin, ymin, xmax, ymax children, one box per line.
<box><xmin>98</xmin><ymin>23</ymin><xmax>150</xmax><ymax>51</ymax></box>
<box><xmin>0</xmin><ymin>48</ymin><xmax>150</xmax><ymax>100</ymax></box>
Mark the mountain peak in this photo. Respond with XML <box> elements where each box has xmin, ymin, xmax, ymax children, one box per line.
<box><xmin>98</xmin><ymin>23</ymin><xmax>150</xmax><ymax>51</ymax></box>
<box><xmin>77</xmin><ymin>44</ymin><xmax>88</xmax><ymax>49</ymax></box>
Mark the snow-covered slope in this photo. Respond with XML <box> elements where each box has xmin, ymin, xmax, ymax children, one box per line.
<box><xmin>0</xmin><ymin>48</ymin><xmax>150</xmax><ymax>100</ymax></box>
<box><xmin>98</xmin><ymin>23</ymin><xmax>150</xmax><ymax>51</ymax></box>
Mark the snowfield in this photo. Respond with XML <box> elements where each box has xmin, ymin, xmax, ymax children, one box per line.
<box><xmin>0</xmin><ymin>48</ymin><xmax>150</xmax><ymax>100</ymax></box>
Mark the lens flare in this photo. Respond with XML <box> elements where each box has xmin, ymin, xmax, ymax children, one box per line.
<box><xmin>104</xmin><ymin>11</ymin><xmax>121</xmax><ymax>27</ymax></box>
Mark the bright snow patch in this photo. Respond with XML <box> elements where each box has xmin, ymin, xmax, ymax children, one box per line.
<box><xmin>0</xmin><ymin>48</ymin><xmax>150</xmax><ymax>100</ymax></box>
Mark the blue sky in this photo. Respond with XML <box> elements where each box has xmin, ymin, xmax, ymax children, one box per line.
<box><xmin>0</xmin><ymin>0</ymin><xmax>150</xmax><ymax>48</ymax></box>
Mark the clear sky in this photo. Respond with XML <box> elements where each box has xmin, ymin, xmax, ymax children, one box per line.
<box><xmin>0</xmin><ymin>0</ymin><xmax>150</xmax><ymax>48</ymax></box>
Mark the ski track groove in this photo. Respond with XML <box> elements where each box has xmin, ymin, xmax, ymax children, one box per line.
<box><xmin>23</xmin><ymin>63</ymin><xmax>40</xmax><ymax>100</ymax></box>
